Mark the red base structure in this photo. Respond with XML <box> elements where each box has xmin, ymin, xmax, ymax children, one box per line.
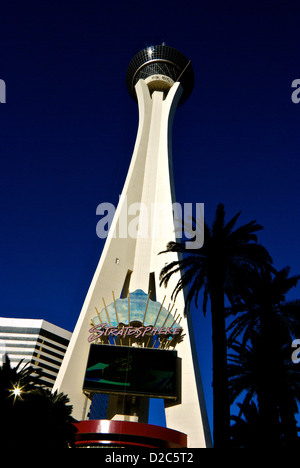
<box><xmin>74</xmin><ymin>419</ymin><xmax>187</xmax><ymax>448</ymax></box>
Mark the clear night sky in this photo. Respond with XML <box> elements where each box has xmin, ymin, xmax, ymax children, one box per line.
<box><xmin>1</xmin><ymin>0</ymin><xmax>300</xmax><ymax>432</ymax></box>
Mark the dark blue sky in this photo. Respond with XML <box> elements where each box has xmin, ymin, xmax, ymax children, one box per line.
<box><xmin>1</xmin><ymin>0</ymin><xmax>300</xmax><ymax>432</ymax></box>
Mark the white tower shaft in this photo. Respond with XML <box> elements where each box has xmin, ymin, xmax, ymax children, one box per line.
<box><xmin>53</xmin><ymin>79</ymin><xmax>211</xmax><ymax>448</ymax></box>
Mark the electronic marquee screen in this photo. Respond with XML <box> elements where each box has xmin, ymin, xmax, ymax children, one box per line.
<box><xmin>83</xmin><ymin>344</ymin><xmax>178</xmax><ymax>399</ymax></box>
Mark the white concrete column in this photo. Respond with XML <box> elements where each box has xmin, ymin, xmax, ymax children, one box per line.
<box><xmin>53</xmin><ymin>79</ymin><xmax>211</xmax><ymax>447</ymax></box>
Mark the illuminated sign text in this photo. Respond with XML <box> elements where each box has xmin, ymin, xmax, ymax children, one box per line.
<box><xmin>88</xmin><ymin>323</ymin><xmax>183</xmax><ymax>342</ymax></box>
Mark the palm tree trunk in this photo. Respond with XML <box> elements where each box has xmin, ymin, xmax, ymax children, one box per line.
<box><xmin>256</xmin><ymin>315</ymin><xmax>281</xmax><ymax>446</ymax></box>
<box><xmin>211</xmin><ymin>285</ymin><xmax>231</xmax><ymax>448</ymax></box>
<box><xmin>279</xmin><ymin>397</ymin><xmax>299</xmax><ymax>446</ymax></box>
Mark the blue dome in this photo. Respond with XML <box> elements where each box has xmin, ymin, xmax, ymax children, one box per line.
<box><xmin>93</xmin><ymin>289</ymin><xmax>181</xmax><ymax>329</ymax></box>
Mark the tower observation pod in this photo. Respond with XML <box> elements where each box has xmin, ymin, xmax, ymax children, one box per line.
<box><xmin>126</xmin><ymin>44</ymin><xmax>194</xmax><ymax>104</ymax></box>
<box><xmin>53</xmin><ymin>44</ymin><xmax>212</xmax><ymax>448</ymax></box>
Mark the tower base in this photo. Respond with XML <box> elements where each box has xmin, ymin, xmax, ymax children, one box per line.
<box><xmin>73</xmin><ymin>419</ymin><xmax>187</xmax><ymax>448</ymax></box>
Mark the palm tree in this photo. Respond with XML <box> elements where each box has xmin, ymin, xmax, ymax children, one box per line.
<box><xmin>227</xmin><ymin>266</ymin><xmax>300</xmax><ymax>345</ymax></box>
<box><xmin>228</xmin><ymin>335</ymin><xmax>282</xmax><ymax>445</ymax></box>
<box><xmin>228</xmin><ymin>333</ymin><xmax>300</xmax><ymax>446</ymax></box>
<box><xmin>22</xmin><ymin>387</ymin><xmax>77</xmax><ymax>448</ymax></box>
<box><xmin>159</xmin><ymin>203</ymin><xmax>273</xmax><ymax>447</ymax></box>
<box><xmin>0</xmin><ymin>356</ymin><xmax>77</xmax><ymax>447</ymax></box>
<box><xmin>227</xmin><ymin>266</ymin><xmax>300</xmax><ymax>446</ymax></box>
<box><xmin>0</xmin><ymin>354</ymin><xmax>42</xmax><ymax>407</ymax></box>
<box><xmin>230</xmin><ymin>400</ymin><xmax>264</xmax><ymax>448</ymax></box>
